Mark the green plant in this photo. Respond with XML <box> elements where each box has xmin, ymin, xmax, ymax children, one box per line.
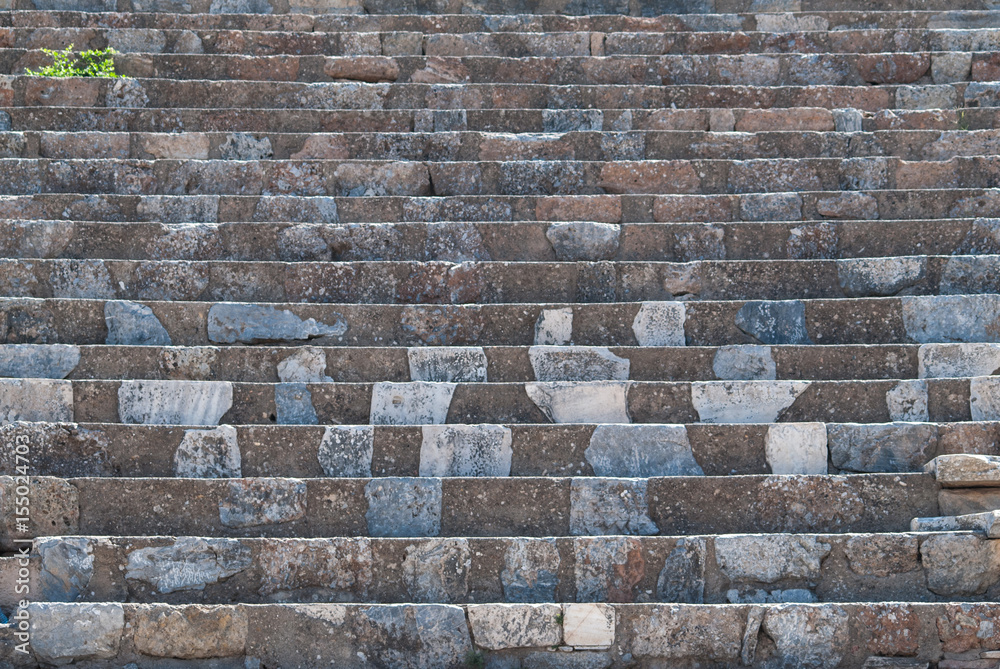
<box><xmin>958</xmin><ymin>110</ymin><xmax>971</xmax><ymax>131</ymax></box>
<box><xmin>25</xmin><ymin>45</ymin><xmax>121</xmax><ymax>78</ymax></box>
<box><xmin>464</xmin><ymin>650</ymin><xmax>485</xmax><ymax>668</ymax></box>
<box><xmin>555</xmin><ymin>612</ymin><xmax>564</xmax><ymax>625</ymax></box>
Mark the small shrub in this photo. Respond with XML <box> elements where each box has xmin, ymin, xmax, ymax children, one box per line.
<box><xmin>464</xmin><ymin>650</ymin><xmax>486</xmax><ymax>668</ymax></box>
<box><xmin>25</xmin><ymin>45</ymin><xmax>121</xmax><ymax>78</ymax></box>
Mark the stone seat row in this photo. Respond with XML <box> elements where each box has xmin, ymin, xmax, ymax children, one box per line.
<box><xmin>15</xmin><ymin>530</ymin><xmax>998</xmax><ymax>605</ymax></box>
<box><xmin>10</xmin><ymin>375</ymin><xmax>1000</xmax><ymax>425</ymax></box>
<box><xmin>10</xmin><ymin>127</ymin><xmax>1000</xmax><ymax>161</ymax></box>
<box><xmin>5</xmin><ymin>218</ymin><xmax>1000</xmax><ymax>262</ymax></box>
<box><xmin>6</xmin><ymin>342</ymin><xmax>1000</xmax><ymax>382</ymax></box>
<box><xmin>0</xmin><ymin>419</ymin><xmax>995</xmax><ymax>478</ymax></box>
<box><xmin>3</xmin><ymin>256</ymin><xmax>1000</xmax><ymax>303</ymax></box>
<box><xmin>5</xmin><ymin>105</ymin><xmax>997</xmax><ymax>133</ymax></box>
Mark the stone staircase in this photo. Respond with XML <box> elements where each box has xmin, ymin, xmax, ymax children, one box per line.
<box><xmin>4</xmin><ymin>1</ymin><xmax>1000</xmax><ymax>668</ymax></box>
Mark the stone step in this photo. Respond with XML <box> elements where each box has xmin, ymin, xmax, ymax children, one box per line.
<box><xmin>13</xmin><ymin>51</ymin><xmax>998</xmax><ymax>88</ymax></box>
<box><xmin>12</xmin><ymin>531</ymin><xmax>993</xmax><ymax>607</ymax></box>
<box><xmin>912</xmin><ymin>509</ymin><xmax>1000</xmax><ymax>537</ymax></box>
<box><xmin>0</xmin><ymin>294</ymin><xmax>994</xmax><ymax>347</ymax></box>
<box><xmin>9</xmin><ymin>342</ymin><xmax>999</xmax><ymax>383</ymax></box>
<box><xmin>0</xmin><ymin>474</ymin><xmax>937</xmax><ymax>545</ymax></box>
<box><xmin>1</xmin><ymin>51</ymin><xmax>986</xmax><ymax>87</ymax></box>
<box><xmin>6</xmin><ymin>601</ymin><xmax>992</xmax><ymax>668</ymax></box>
<box><xmin>926</xmin><ymin>453</ymin><xmax>1000</xmax><ymax>487</ymax></box>
<box><xmin>6</xmin><ymin>218</ymin><xmax>1000</xmax><ymax>263</ymax></box>
<box><xmin>0</xmin><ymin>75</ymin><xmax>978</xmax><ymax>112</ymax></box>
<box><xmin>10</xmin><ymin>9</ymin><xmax>1000</xmax><ymax>32</ymax></box>
<box><xmin>2</xmin><ymin>156</ymin><xmax>1000</xmax><ymax>197</ymax></box>
<box><xmin>3</xmin><ymin>190</ymin><xmax>1000</xmax><ymax>225</ymax></box>
<box><xmin>10</xmin><ymin>27</ymin><xmax>1000</xmax><ymax>58</ymax></box>
<box><xmin>0</xmin><ymin>256</ymin><xmax>998</xmax><ymax>304</ymax></box>
<box><xmin>5</xmin><ymin>105</ymin><xmax>997</xmax><ymax>133</ymax></box>
<box><xmin>0</xmin><ymin>419</ymin><xmax>989</xmax><ymax>478</ymax></box>
<box><xmin>6</xmin><ymin>376</ymin><xmax>1000</xmax><ymax>426</ymax></box>
<box><xmin>10</xmin><ymin>128</ymin><xmax>1000</xmax><ymax>162</ymax></box>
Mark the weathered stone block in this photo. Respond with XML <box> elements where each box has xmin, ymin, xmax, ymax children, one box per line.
<box><xmin>219</xmin><ymin>479</ymin><xmax>307</xmax><ymax>528</ymax></box>
<box><xmin>529</xmin><ymin>346</ymin><xmax>629</xmax><ymax>382</ymax></box>
<box><xmin>766</xmin><ymin>423</ymin><xmax>828</xmax><ymax>475</ymax></box>
<box><xmin>208</xmin><ymin>303</ymin><xmax>346</xmax><ymax>344</ymax></box>
<box><xmin>715</xmin><ymin>535</ymin><xmax>830</xmax><ymax>584</ymax></box>
<box><xmin>526</xmin><ymin>381</ymin><xmax>630</xmax><ymax>423</ymax></box>
<box><xmin>408</xmin><ymin>347</ymin><xmax>487</xmax><ymax>382</ymax></box>
<box><xmin>632</xmin><ymin>301</ymin><xmax>685</xmax><ymax>346</ymax></box>
<box><xmin>126</xmin><ymin>538</ymin><xmax>251</xmax><ymax>594</ymax></box>
<box><xmin>562</xmin><ymin>603</ymin><xmax>614</xmax><ymax>649</ymax></box>
<box><xmin>691</xmin><ymin>381</ymin><xmax>809</xmax><ymax>423</ymax></box>
<box><xmin>174</xmin><ymin>425</ymin><xmax>241</xmax><ymax>478</ymax></box>
<box><xmin>28</xmin><ymin>602</ymin><xmax>124</xmax><ymax>665</ymax></box>
<box><xmin>570</xmin><ymin>478</ymin><xmax>657</xmax><ymax>536</ymax></box>
<box><xmin>132</xmin><ymin>605</ymin><xmax>248</xmax><ymax>659</ymax></box>
<box><xmin>318</xmin><ymin>425</ymin><xmax>374</xmax><ymax>477</ymax></box>
<box><xmin>365</xmin><ymin>477</ymin><xmax>441</xmax><ymax>537</ymax></box>
<box><xmin>585</xmin><ymin>424</ymin><xmax>703</xmax><ymax>477</ymax></box>
<box><xmin>735</xmin><ymin>300</ymin><xmax>811</xmax><ymax>345</ymax></box>
<box><xmin>118</xmin><ymin>380</ymin><xmax>233</xmax><ymax>426</ymax></box>
<box><xmin>467</xmin><ymin>604</ymin><xmax>562</xmax><ymax>650</ymax></box>
<box><xmin>370</xmin><ymin>382</ymin><xmax>456</xmax><ymax>425</ymax></box>
<box><xmin>419</xmin><ymin>424</ymin><xmax>513</xmax><ymax>477</ymax></box>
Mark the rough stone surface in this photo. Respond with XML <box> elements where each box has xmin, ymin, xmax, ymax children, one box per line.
<box><xmin>36</xmin><ymin>536</ymin><xmax>95</xmax><ymax>602</ymax></box>
<box><xmin>919</xmin><ymin>343</ymin><xmax>1000</xmax><ymax>378</ymax></box>
<box><xmin>529</xmin><ymin>346</ymin><xmax>630</xmax><ymax>382</ymax></box>
<box><xmin>902</xmin><ymin>295</ymin><xmax>1000</xmax><ymax>343</ymax></box>
<box><xmin>971</xmin><ymin>377</ymin><xmax>1000</xmax><ymax>421</ymax></box>
<box><xmin>126</xmin><ymin>538</ymin><xmax>252</xmax><ymax>594</ymax></box>
<box><xmin>407</xmin><ymin>347</ymin><xmax>487</xmax><ymax>382</ymax></box>
<box><xmin>632</xmin><ymin>301</ymin><xmax>686</xmax><ymax>346</ymax></box>
<box><xmin>365</xmin><ymin>477</ymin><xmax>442</xmax><ymax>537</ymax></box>
<box><xmin>570</xmin><ymin>478</ymin><xmax>657</xmax><ymax>536</ymax></box>
<box><xmin>501</xmin><ymin>538</ymin><xmax>560</xmax><ymax>603</ymax></box>
<box><xmin>762</xmin><ymin>605</ymin><xmax>850</xmax><ymax>669</ymax></box>
<box><xmin>765</xmin><ymin>423</ymin><xmax>828</xmax><ymax>475</ymax></box>
<box><xmin>28</xmin><ymin>602</ymin><xmax>124</xmax><ymax>665</ymax></box>
<box><xmin>928</xmin><ymin>454</ymin><xmax>1000</xmax><ymax>486</ymax></box>
<box><xmin>657</xmin><ymin>538</ymin><xmax>707</xmax><ymax>604</ymax></box>
<box><xmin>208</xmin><ymin>303</ymin><xmax>347</xmax><ymax>344</ymax></box>
<box><xmin>885</xmin><ymin>379</ymin><xmax>929</xmax><ymax>422</ymax></box>
<box><xmin>219</xmin><ymin>133</ymin><xmax>273</xmax><ymax>160</ymax></box>
<box><xmin>277</xmin><ymin>348</ymin><xmax>332</xmax><ymax>383</ymax></box>
<box><xmin>712</xmin><ymin>345</ymin><xmax>776</xmax><ymax>381</ymax></box>
<box><xmin>274</xmin><ymin>383</ymin><xmax>319</xmax><ymax>425</ymax></box>
<box><xmin>575</xmin><ymin>536</ymin><xmax>647</xmax><ymax>602</ymax></box>
<box><xmin>526</xmin><ymin>381</ymin><xmax>630</xmax><ymax>423</ymax></box>
<box><xmin>0</xmin><ymin>344</ymin><xmax>79</xmax><ymax>379</ymax></box>
<box><xmin>735</xmin><ymin>301</ymin><xmax>811</xmax><ymax>345</ymax></box>
<box><xmin>370</xmin><ymin>382</ymin><xmax>456</xmax><ymax>425</ymax></box>
<box><xmin>691</xmin><ymin>381</ymin><xmax>809</xmax><ymax>423</ymax></box>
<box><xmin>402</xmin><ymin>538</ymin><xmax>470</xmax><ymax>603</ymax></box>
<box><xmin>920</xmin><ymin>534</ymin><xmax>1000</xmax><ymax>596</ymax></box>
<box><xmin>546</xmin><ymin>222</ymin><xmax>621</xmax><ymax>260</ymax></box>
<box><xmin>627</xmin><ymin>604</ymin><xmax>743</xmax><ymax>660</ymax></box>
<box><xmin>132</xmin><ymin>605</ymin><xmax>248</xmax><ymax>659</ymax></box>
<box><xmin>838</xmin><ymin>257</ymin><xmax>926</xmax><ymax>297</ymax></box>
<box><xmin>173</xmin><ymin>425</ymin><xmax>241</xmax><ymax>478</ymax></box>
<box><xmin>317</xmin><ymin>425</ymin><xmax>374</xmax><ymax>477</ymax></box>
<box><xmin>104</xmin><ymin>300</ymin><xmax>172</xmax><ymax>346</ymax></box>
<box><xmin>829</xmin><ymin>423</ymin><xmax>937</xmax><ymax>473</ymax></box>
<box><xmin>118</xmin><ymin>380</ymin><xmax>233</xmax><ymax>425</ymax></box>
<box><xmin>219</xmin><ymin>479</ymin><xmax>307</xmax><ymax>528</ymax></box>
<box><xmin>467</xmin><ymin>604</ymin><xmax>562</xmax><ymax>650</ymax></box>
<box><xmin>356</xmin><ymin>604</ymin><xmax>472</xmax><ymax>669</ymax></box>
<box><xmin>419</xmin><ymin>424</ymin><xmax>513</xmax><ymax>477</ymax></box>
<box><xmin>585</xmin><ymin>424</ymin><xmax>703</xmax><ymax>477</ymax></box>
<box><xmin>715</xmin><ymin>535</ymin><xmax>831</xmax><ymax>584</ymax></box>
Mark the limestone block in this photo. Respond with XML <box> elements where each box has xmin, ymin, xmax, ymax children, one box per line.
<box><xmin>585</xmin><ymin>424</ymin><xmax>703</xmax><ymax>477</ymax></box>
<box><xmin>257</xmin><ymin>537</ymin><xmax>372</xmax><ymax>598</ymax></box>
<box><xmin>735</xmin><ymin>300</ymin><xmax>811</xmax><ymax>345</ymax></box>
<box><xmin>501</xmin><ymin>538</ymin><xmax>560</xmax><ymax>603</ymax></box>
<box><xmin>761</xmin><ymin>605</ymin><xmax>850</xmax><ymax>669</ymax></box>
<box><xmin>173</xmin><ymin>425</ymin><xmax>241</xmax><ymax>478</ymax></box>
<box><xmin>274</xmin><ymin>383</ymin><xmax>318</xmax><ymax>425</ymax></box>
<box><xmin>832</xmin><ymin>108</ymin><xmax>863</xmax><ymax>133</ymax></box>
<box><xmin>467</xmin><ymin>604</ymin><xmax>562</xmax><ymax>650</ymax></box>
<box><xmin>714</xmin><ymin>535</ymin><xmax>831</xmax><ymax>583</ymax></box>
<box><xmin>837</xmin><ymin>257</ymin><xmax>925</xmax><ymax>297</ymax></box>
<box><xmin>902</xmin><ymin>295</ymin><xmax>1000</xmax><ymax>343</ymax></box>
<box><xmin>407</xmin><ymin>347</ymin><xmax>487</xmax><ymax>382</ymax></box>
<box><xmin>546</xmin><ymin>222</ymin><xmax>620</xmax><ymax>260</ymax></box>
<box><xmin>369</xmin><ymin>382</ymin><xmax>456</xmax><ymax>425</ymax></box>
<box><xmin>356</xmin><ymin>604</ymin><xmax>472</xmax><ymax>667</ymax></box>
<box><xmin>656</xmin><ymin>537</ymin><xmax>707</xmax><ymax>604</ymax></box>
<box><xmin>632</xmin><ymin>301</ymin><xmax>685</xmax><ymax>346</ymax></box>
<box><xmin>691</xmin><ymin>381</ymin><xmax>809</xmax><ymax>423</ymax></box>
<box><xmin>419</xmin><ymin>424</ymin><xmax>513</xmax><ymax>477</ymax></box>
<box><xmin>570</xmin><ymin>478</ymin><xmax>657</xmax><ymax>536</ymax></box>
<box><xmin>911</xmin><ymin>510</ymin><xmax>1000</xmax><ymax>537</ymax></box>
<box><xmin>712</xmin><ymin>345</ymin><xmax>776</xmax><ymax>381</ymax></box>
<box><xmin>933</xmin><ymin>52</ymin><xmax>973</xmax><ymax>84</ymax></box>
<box><xmin>766</xmin><ymin>423</ymin><xmax>828</xmax><ymax>475</ymax></box>
<box><xmin>277</xmin><ymin>348</ymin><xmax>332</xmax><ymax>383</ymax></box>
<box><xmin>126</xmin><ymin>538</ymin><xmax>252</xmax><ymax>594</ymax></box>
<box><xmin>0</xmin><ymin>344</ymin><xmax>79</xmax><ymax>379</ymax></box>
<box><xmin>207</xmin><ymin>303</ymin><xmax>347</xmax><ymax>344</ymax></box>
<box><xmin>529</xmin><ymin>346</ymin><xmax>630</xmax><ymax>382</ymax></box>
<box><xmin>920</xmin><ymin>534</ymin><xmax>1000</xmax><ymax>596</ymax></box>
<box><xmin>739</xmin><ymin>193</ymin><xmax>802</xmax><ymax>221</ymax></box>
<box><xmin>118</xmin><ymin>380</ymin><xmax>233</xmax><ymax>425</ymax></box>
<box><xmin>534</xmin><ymin>307</ymin><xmax>573</xmax><ymax>345</ymax></box>
<box><xmin>403</xmin><ymin>538</ymin><xmax>470</xmax><ymax>603</ymax></box>
<box><xmin>218</xmin><ymin>479</ymin><xmax>307</xmax><ymax>528</ymax></box>
<box><xmin>627</xmin><ymin>603</ymin><xmax>743</xmax><ymax>660</ymax></box>
<box><xmin>365</xmin><ymin>477</ymin><xmax>442</xmax><ymax>537</ymax></box>
<box><xmin>562</xmin><ymin>603</ymin><xmax>614</xmax><ymax>648</ymax></box>
<box><xmin>526</xmin><ymin>381</ymin><xmax>630</xmax><ymax>423</ymax></box>
<box><xmin>28</xmin><ymin>602</ymin><xmax>124</xmax><ymax>664</ymax></box>
<box><xmin>219</xmin><ymin>133</ymin><xmax>273</xmax><ymax>160</ymax></box>
<box><xmin>0</xmin><ymin>379</ymin><xmax>74</xmax><ymax>423</ymax></box>
<box><xmin>897</xmin><ymin>85</ymin><xmax>957</xmax><ymax>110</ymax></box>
<box><xmin>36</xmin><ymin>537</ymin><xmax>95</xmax><ymax>602</ymax></box>
<box><xmin>927</xmin><ymin>454</ymin><xmax>1000</xmax><ymax>487</ymax></box>
<box><xmin>318</xmin><ymin>425</ymin><xmax>374</xmax><ymax>477</ymax></box>
<box><xmin>886</xmin><ymin>380</ymin><xmax>929</xmax><ymax>422</ymax></box>
<box><xmin>971</xmin><ymin>377</ymin><xmax>1000</xmax><ymax>421</ymax></box>
<box><xmin>919</xmin><ymin>343</ymin><xmax>1000</xmax><ymax>378</ymax></box>
<box><xmin>829</xmin><ymin>423</ymin><xmax>936</xmax><ymax>473</ymax></box>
